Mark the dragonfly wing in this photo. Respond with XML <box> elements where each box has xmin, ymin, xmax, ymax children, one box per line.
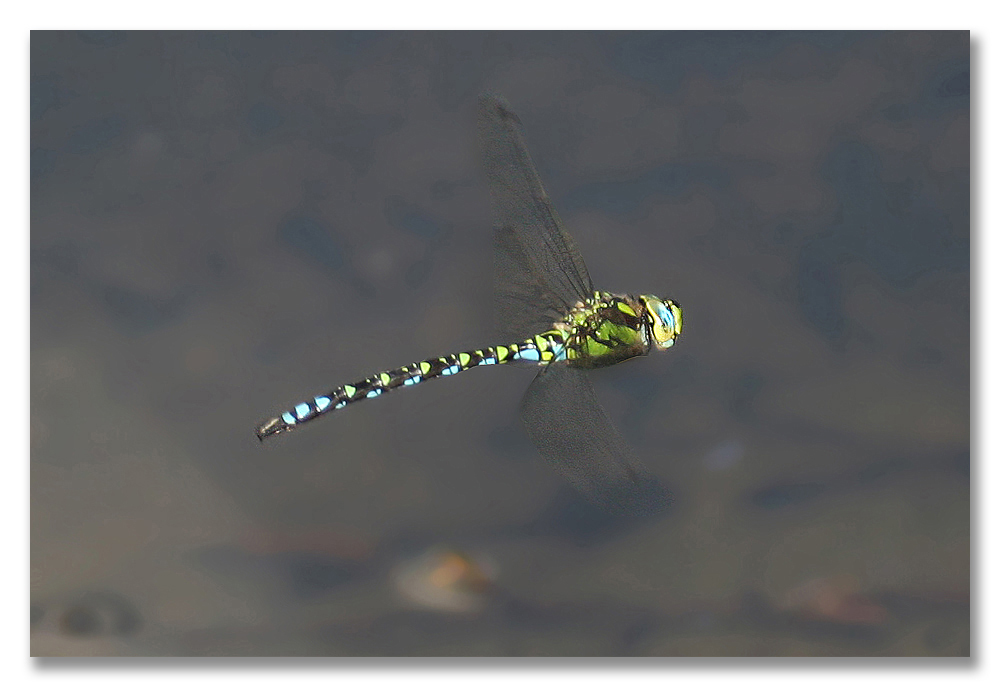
<box><xmin>478</xmin><ymin>94</ymin><xmax>596</xmax><ymax>340</ymax></box>
<box><xmin>519</xmin><ymin>364</ymin><xmax>671</xmax><ymax>516</ymax></box>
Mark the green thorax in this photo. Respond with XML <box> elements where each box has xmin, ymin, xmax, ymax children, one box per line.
<box><xmin>537</xmin><ymin>291</ymin><xmax>653</xmax><ymax>369</ymax></box>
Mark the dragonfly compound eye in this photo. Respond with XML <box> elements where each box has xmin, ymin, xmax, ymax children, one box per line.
<box><xmin>639</xmin><ymin>294</ymin><xmax>681</xmax><ymax>349</ymax></box>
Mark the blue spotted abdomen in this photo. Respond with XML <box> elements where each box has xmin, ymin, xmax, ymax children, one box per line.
<box><xmin>255</xmin><ymin>330</ymin><xmax>569</xmax><ymax>440</ymax></box>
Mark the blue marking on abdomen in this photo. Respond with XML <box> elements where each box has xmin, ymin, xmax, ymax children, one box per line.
<box><xmin>295</xmin><ymin>403</ymin><xmax>311</xmax><ymax>419</ymax></box>
<box><xmin>282</xmin><ymin>412</ymin><xmax>297</xmax><ymax>425</ymax></box>
<box><xmin>314</xmin><ymin>396</ymin><xmax>331</xmax><ymax>412</ymax></box>
<box><xmin>440</xmin><ymin>364</ymin><xmax>460</xmax><ymax>375</ymax></box>
<box><xmin>517</xmin><ymin>348</ymin><xmax>540</xmax><ymax>362</ymax></box>
<box><xmin>366</xmin><ymin>389</ymin><xmax>382</xmax><ymax>398</ymax></box>
<box><xmin>403</xmin><ymin>375</ymin><xmax>422</xmax><ymax>386</ymax></box>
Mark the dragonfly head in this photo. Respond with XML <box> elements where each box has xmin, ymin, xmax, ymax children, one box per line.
<box><xmin>639</xmin><ymin>295</ymin><xmax>682</xmax><ymax>350</ymax></box>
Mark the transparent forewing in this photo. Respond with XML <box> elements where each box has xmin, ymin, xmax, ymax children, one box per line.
<box><xmin>493</xmin><ymin>224</ymin><xmax>571</xmax><ymax>341</ymax></box>
<box><xmin>519</xmin><ymin>364</ymin><xmax>671</xmax><ymax>516</ymax></box>
<box><xmin>478</xmin><ymin>94</ymin><xmax>595</xmax><ymax>340</ymax></box>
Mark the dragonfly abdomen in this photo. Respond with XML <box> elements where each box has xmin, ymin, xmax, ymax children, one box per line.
<box><xmin>255</xmin><ymin>332</ymin><xmax>570</xmax><ymax>440</ymax></box>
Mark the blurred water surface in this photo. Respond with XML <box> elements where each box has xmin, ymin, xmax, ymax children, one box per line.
<box><xmin>31</xmin><ymin>30</ymin><xmax>969</xmax><ymax>656</ymax></box>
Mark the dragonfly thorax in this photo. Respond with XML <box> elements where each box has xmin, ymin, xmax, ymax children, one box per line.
<box><xmin>546</xmin><ymin>292</ymin><xmax>672</xmax><ymax>369</ymax></box>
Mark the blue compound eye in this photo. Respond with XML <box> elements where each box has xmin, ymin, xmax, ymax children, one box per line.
<box><xmin>657</xmin><ymin>302</ymin><xmax>675</xmax><ymax>331</ymax></box>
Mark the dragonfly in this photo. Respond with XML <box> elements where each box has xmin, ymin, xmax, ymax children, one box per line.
<box><xmin>256</xmin><ymin>94</ymin><xmax>683</xmax><ymax>515</ymax></box>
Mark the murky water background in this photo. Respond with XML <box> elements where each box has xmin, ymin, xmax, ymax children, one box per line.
<box><xmin>31</xmin><ymin>31</ymin><xmax>969</xmax><ymax>656</ymax></box>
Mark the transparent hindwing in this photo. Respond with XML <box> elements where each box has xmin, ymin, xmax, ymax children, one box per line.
<box><xmin>519</xmin><ymin>363</ymin><xmax>671</xmax><ymax>516</ymax></box>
